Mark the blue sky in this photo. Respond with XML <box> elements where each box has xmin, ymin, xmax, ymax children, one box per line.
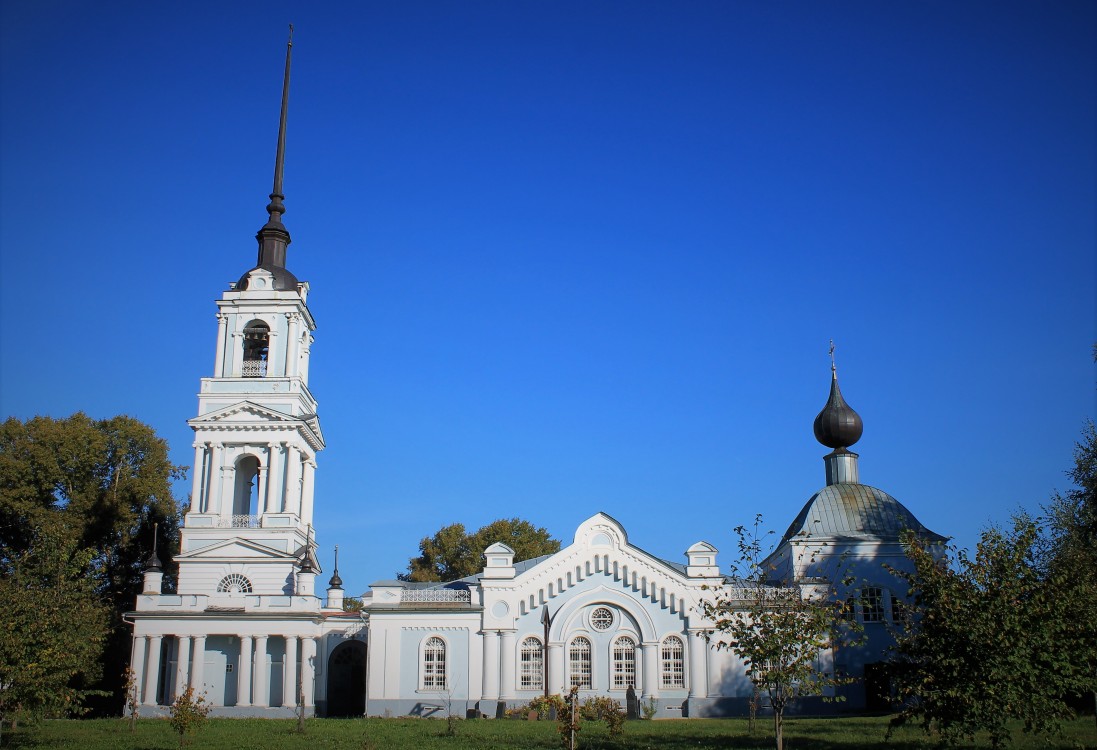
<box><xmin>2</xmin><ymin>1</ymin><xmax>1094</xmax><ymax>598</ymax></box>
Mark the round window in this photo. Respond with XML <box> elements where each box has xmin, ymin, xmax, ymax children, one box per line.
<box><xmin>591</xmin><ymin>607</ymin><xmax>613</xmax><ymax>631</ymax></box>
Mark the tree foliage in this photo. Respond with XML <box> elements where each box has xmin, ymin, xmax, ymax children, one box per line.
<box><xmin>0</xmin><ymin>413</ymin><xmax>184</xmax><ymax>714</ymax></box>
<box><xmin>699</xmin><ymin>516</ymin><xmax>860</xmax><ymax>750</ymax></box>
<box><xmin>0</xmin><ymin>524</ymin><xmax>110</xmax><ymax>739</ymax></box>
<box><xmin>401</xmin><ymin>517</ymin><xmax>560</xmax><ymax>582</ymax></box>
<box><xmin>889</xmin><ymin>516</ymin><xmax>1091</xmax><ymax>748</ymax></box>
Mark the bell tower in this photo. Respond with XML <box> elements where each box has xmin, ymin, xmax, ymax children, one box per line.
<box><xmin>175</xmin><ymin>28</ymin><xmax>324</xmax><ymax>597</ymax></box>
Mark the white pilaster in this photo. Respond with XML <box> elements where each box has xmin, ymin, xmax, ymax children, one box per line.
<box><xmin>499</xmin><ymin>631</ymin><xmax>517</xmax><ymax>700</ymax></box>
<box><xmin>548</xmin><ymin>642</ymin><xmax>565</xmax><ymax>694</ymax></box>
<box><xmin>641</xmin><ymin>642</ymin><xmax>660</xmax><ymax>700</ymax></box>
<box><xmin>210</xmin><ymin>444</ymin><xmax>224</xmax><ymax>517</ymax></box>
<box><xmin>286</xmin><ymin>312</ymin><xmax>300</xmax><ymax>378</ymax></box>
<box><xmin>688</xmin><ymin>631</ymin><xmax>708</xmax><ymax>698</ymax></box>
<box><xmin>238</xmin><ymin>635</ymin><xmax>253</xmax><ymax>707</ymax></box>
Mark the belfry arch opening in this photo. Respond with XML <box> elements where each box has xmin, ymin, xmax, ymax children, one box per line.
<box><xmin>232</xmin><ymin>454</ymin><xmax>260</xmax><ymax>518</ymax></box>
<box><xmin>242</xmin><ymin>320</ymin><xmax>270</xmax><ymax>377</ymax></box>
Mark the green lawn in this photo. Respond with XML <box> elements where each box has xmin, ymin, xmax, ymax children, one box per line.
<box><xmin>7</xmin><ymin>715</ymin><xmax>1095</xmax><ymax>750</ymax></box>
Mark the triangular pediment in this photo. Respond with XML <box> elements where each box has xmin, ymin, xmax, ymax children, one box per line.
<box><xmin>176</xmin><ymin>537</ymin><xmax>297</xmax><ymax>561</ymax></box>
<box><xmin>189</xmin><ymin>401</ymin><xmax>295</xmax><ymax>426</ymax></box>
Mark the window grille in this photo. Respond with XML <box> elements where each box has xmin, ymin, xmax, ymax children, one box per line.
<box><xmin>520</xmin><ymin>637</ymin><xmax>544</xmax><ymax>689</ymax></box>
<box><xmin>569</xmin><ymin>636</ymin><xmax>592</xmax><ymax>689</ymax></box>
<box><xmin>216</xmin><ymin>573</ymin><xmax>253</xmax><ymax>593</ymax></box>
<box><xmin>612</xmin><ymin>636</ymin><xmax>636</xmax><ymax>689</ymax></box>
<box><xmin>661</xmin><ymin>636</ymin><xmax>685</xmax><ymax>688</ymax></box>
<box><xmin>591</xmin><ymin>607</ymin><xmax>613</xmax><ymax>631</ymax></box>
<box><xmin>421</xmin><ymin>637</ymin><xmax>446</xmax><ymax>690</ymax></box>
<box><xmin>861</xmin><ymin>587</ymin><xmax>884</xmax><ymax>623</ymax></box>
<box><xmin>890</xmin><ymin>592</ymin><xmax>907</xmax><ymax>625</ymax></box>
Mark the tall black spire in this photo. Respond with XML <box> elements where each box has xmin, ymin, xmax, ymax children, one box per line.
<box><xmin>240</xmin><ymin>26</ymin><xmax>300</xmax><ymax>291</ymax></box>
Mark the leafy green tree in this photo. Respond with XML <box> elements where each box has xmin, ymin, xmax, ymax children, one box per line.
<box><xmin>1044</xmin><ymin>420</ymin><xmax>1097</xmax><ymax>726</ymax></box>
<box><xmin>0</xmin><ymin>413</ymin><xmax>184</xmax><ymax>714</ymax></box>
<box><xmin>401</xmin><ymin>518</ymin><xmax>560</xmax><ymax>582</ymax></box>
<box><xmin>0</xmin><ymin>523</ymin><xmax>110</xmax><ymax>740</ymax></box>
<box><xmin>889</xmin><ymin>516</ymin><xmax>1087</xmax><ymax>748</ymax></box>
<box><xmin>699</xmin><ymin>516</ymin><xmax>860</xmax><ymax>750</ymax></box>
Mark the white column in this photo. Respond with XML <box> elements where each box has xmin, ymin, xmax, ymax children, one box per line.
<box><xmin>283</xmin><ymin>636</ymin><xmax>299</xmax><ymax>708</ymax></box>
<box><xmin>641</xmin><ymin>641</ymin><xmax>660</xmax><ymax>700</ymax></box>
<box><xmin>263</xmin><ymin>444</ymin><xmax>277</xmax><ymax>514</ymax></box>
<box><xmin>253</xmin><ymin>636</ymin><xmax>270</xmax><ymax>707</ymax></box>
<box><xmin>189</xmin><ymin>444</ymin><xmax>205</xmax><ymax>515</ymax></box>
<box><xmin>214</xmin><ymin>313</ymin><xmax>228</xmax><ymax>376</ymax></box>
<box><xmin>301</xmin><ymin>637</ymin><xmax>317</xmax><ymax>708</ymax></box>
<box><xmin>229</xmin><ymin>319</ymin><xmax>243</xmax><ymax>376</ymax></box>
<box><xmin>688</xmin><ymin>631</ymin><xmax>708</xmax><ymax>698</ymax></box>
<box><xmin>191</xmin><ymin>635</ymin><xmax>206</xmax><ymax>697</ymax></box>
<box><xmin>144</xmin><ymin>635</ymin><xmax>163</xmax><ymax>705</ymax></box>
<box><xmin>210</xmin><ymin>444</ymin><xmax>224</xmax><ymax>517</ymax></box>
<box><xmin>300</xmin><ymin>460</ymin><xmax>315</xmax><ymax>525</ymax></box>
<box><xmin>482</xmin><ymin>631</ymin><xmax>500</xmax><ymax>701</ymax></box>
<box><xmin>284</xmin><ymin>445</ymin><xmax>302</xmax><ymax>516</ymax></box>
<box><xmin>173</xmin><ymin>636</ymin><xmax>191</xmax><ymax>700</ymax></box>
<box><xmin>499</xmin><ymin>631</ymin><xmax>517</xmax><ymax>700</ymax></box>
<box><xmin>548</xmin><ymin>642</ymin><xmax>565</xmax><ymax>694</ymax></box>
<box><xmin>238</xmin><ymin>635</ymin><xmax>253</xmax><ymax>707</ymax></box>
<box><xmin>129</xmin><ymin>635</ymin><xmax>147</xmax><ymax>706</ymax></box>
<box><xmin>286</xmin><ymin>313</ymin><xmax>300</xmax><ymax>378</ymax></box>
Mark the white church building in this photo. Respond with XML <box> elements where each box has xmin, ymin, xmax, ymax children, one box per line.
<box><xmin>126</xmin><ymin>38</ymin><xmax>945</xmax><ymax>719</ymax></box>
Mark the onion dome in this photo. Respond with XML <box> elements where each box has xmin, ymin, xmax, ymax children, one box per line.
<box><xmin>144</xmin><ymin>547</ymin><xmax>162</xmax><ymax>572</ymax></box>
<box><xmin>813</xmin><ymin>368</ymin><xmax>863</xmax><ymax>449</ymax></box>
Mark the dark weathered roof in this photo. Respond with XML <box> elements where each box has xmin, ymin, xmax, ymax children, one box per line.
<box><xmin>813</xmin><ymin>371</ymin><xmax>863</xmax><ymax>449</ymax></box>
<box><xmin>782</xmin><ymin>483</ymin><xmax>945</xmax><ymax>542</ymax></box>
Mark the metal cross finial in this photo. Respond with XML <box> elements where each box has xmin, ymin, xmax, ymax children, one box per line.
<box><xmin>288</xmin><ymin>23</ymin><xmax>294</xmax><ymax>45</ymax></box>
<box><xmin>152</xmin><ymin>521</ymin><xmax>159</xmax><ymax>548</ymax></box>
<box><xmin>828</xmin><ymin>340</ymin><xmax>836</xmax><ymax>375</ymax></box>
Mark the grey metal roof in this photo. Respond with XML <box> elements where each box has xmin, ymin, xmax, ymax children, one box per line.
<box><xmin>781</xmin><ymin>483</ymin><xmax>946</xmax><ymax>543</ymax></box>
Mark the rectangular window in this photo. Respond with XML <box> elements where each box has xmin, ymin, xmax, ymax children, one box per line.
<box><xmin>861</xmin><ymin>587</ymin><xmax>884</xmax><ymax>623</ymax></box>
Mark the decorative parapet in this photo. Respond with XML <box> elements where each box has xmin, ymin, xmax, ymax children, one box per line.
<box><xmin>402</xmin><ymin>589</ymin><xmax>471</xmax><ymax>604</ymax></box>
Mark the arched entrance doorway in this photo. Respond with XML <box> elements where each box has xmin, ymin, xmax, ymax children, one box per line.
<box><xmin>326</xmin><ymin>640</ymin><xmax>366</xmax><ymax>717</ymax></box>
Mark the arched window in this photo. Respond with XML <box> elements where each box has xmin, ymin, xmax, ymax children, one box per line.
<box><xmin>661</xmin><ymin>636</ymin><xmax>685</xmax><ymax>688</ymax></box>
<box><xmin>242</xmin><ymin>320</ymin><xmax>270</xmax><ymax>377</ymax></box>
<box><xmin>216</xmin><ymin>573</ymin><xmax>253</xmax><ymax>593</ymax></box>
<box><xmin>612</xmin><ymin>636</ymin><xmax>636</xmax><ymax>689</ymax></box>
<box><xmin>421</xmin><ymin>636</ymin><xmax>446</xmax><ymax>690</ymax></box>
<box><xmin>519</xmin><ymin>636</ymin><xmax>543</xmax><ymax>690</ymax></box>
<box><xmin>569</xmin><ymin>636</ymin><xmax>592</xmax><ymax>689</ymax></box>
<box><xmin>232</xmin><ymin>454</ymin><xmax>260</xmax><ymax>518</ymax></box>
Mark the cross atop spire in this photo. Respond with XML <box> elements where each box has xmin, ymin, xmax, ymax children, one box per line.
<box><xmin>828</xmin><ymin>339</ymin><xmax>837</xmax><ymax>377</ymax></box>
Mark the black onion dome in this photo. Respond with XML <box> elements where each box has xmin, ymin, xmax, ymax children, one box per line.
<box><xmin>813</xmin><ymin>371</ymin><xmax>863</xmax><ymax>449</ymax></box>
<box><xmin>145</xmin><ymin>548</ymin><xmax>162</xmax><ymax>572</ymax></box>
<box><xmin>328</xmin><ymin>569</ymin><xmax>343</xmax><ymax>589</ymax></box>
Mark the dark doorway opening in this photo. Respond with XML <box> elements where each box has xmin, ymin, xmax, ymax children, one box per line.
<box><xmin>326</xmin><ymin>640</ymin><xmax>366</xmax><ymax>717</ymax></box>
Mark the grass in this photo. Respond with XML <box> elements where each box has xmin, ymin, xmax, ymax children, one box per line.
<box><xmin>6</xmin><ymin>715</ymin><xmax>1095</xmax><ymax>750</ymax></box>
